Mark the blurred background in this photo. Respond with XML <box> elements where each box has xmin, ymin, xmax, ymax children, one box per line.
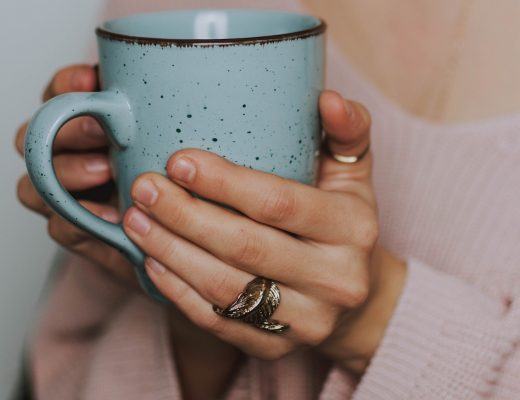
<box><xmin>0</xmin><ymin>1</ymin><xmax>103</xmax><ymax>398</ymax></box>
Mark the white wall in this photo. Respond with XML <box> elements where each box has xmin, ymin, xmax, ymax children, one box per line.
<box><xmin>0</xmin><ymin>1</ymin><xmax>104</xmax><ymax>398</ymax></box>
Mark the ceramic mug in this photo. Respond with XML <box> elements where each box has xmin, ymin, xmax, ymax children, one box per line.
<box><xmin>25</xmin><ymin>9</ymin><xmax>326</xmax><ymax>302</ymax></box>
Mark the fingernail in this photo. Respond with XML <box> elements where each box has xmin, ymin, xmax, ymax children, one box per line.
<box><xmin>134</xmin><ymin>179</ymin><xmax>158</xmax><ymax>207</ymax></box>
<box><xmin>101</xmin><ymin>209</ymin><xmax>120</xmax><ymax>223</ymax></box>
<box><xmin>70</xmin><ymin>70</ymin><xmax>85</xmax><ymax>90</ymax></box>
<box><xmin>82</xmin><ymin>118</ymin><xmax>104</xmax><ymax>137</ymax></box>
<box><xmin>145</xmin><ymin>257</ymin><xmax>166</xmax><ymax>275</ymax></box>
<box><xmin>170</xmin><ymin>157</ymin><xmax>196</xmax><ymax>183</ymax></box>
<box><xmin>85</xmin><ymin>158</ymin><xmax>109</xmax><ymax>173</ymax></box>
<box><xmin>126</xmin><ymin>208</ymin><xmax>151</xmax><ymax>235</ymax></box>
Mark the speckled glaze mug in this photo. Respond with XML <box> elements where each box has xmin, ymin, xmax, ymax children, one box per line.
<box><xmin>25</xmin><ymin>9</ymin><xmax>326</xmax><ymax>301</ymax></box>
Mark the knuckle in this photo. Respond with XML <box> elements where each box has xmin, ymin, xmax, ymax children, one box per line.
<box><xmin>355</xmin><ymin>218</ymin><xmax>379</xmax><ymax>250</ymax></box>
<box><xmin>351</xmin><ymin>101</ymin><xmax>372</xmax><ymax>133</ymax></box>
<box><xmin>15</xmin><ymin>122</ymin><xmax>28</xmax><ymax>155</ymax></box>
<box><xmin>47</xmin><ymin>215</ymin><xmax>64</xmax><ymax>243</ymax></box>
<box><xmin>210</xmin><ymin>171</ymin><xmax>226</xmax><ymax>194</ymax></box>
<box><xmin>16</xmin><ymin>176</ymin><xmax>45</xmax><ymax>213</ymax></box>
<box><xmin>49</xmin><ymin>69</ymin><xmax>65</xmax><ymax>95</ymax></box>
<box><xmin>50</xmin><ymin>65</ymin><xmax>79</xmax><ymax>95</ymax></box>
<box><xmin>70</xmin><ymin>239</ymin><xmax>97</xmax><ymax>259</ymax></box>
<box><xmin>42</xmin><ymin>67</ymin><xmax>80</xmax><ymax>101</ymax></box>
<box><xmin>303</xmin><ymin>318</ymin><xmax>337</xmax><ymax>346</ymax></box>
<box><xmin>150</xmin><ymin>186</ymin><xmax>194</xmax><ymax>229</ymax></box>
<box><xmin>201</xmin><ymin>312</ymin><xmax>226</xmax><ymax>336</ymax></box>
<box><xmin>343</xmin><ymin>280</ymin><xmax>370</xmax><ymax>308</ymax></box>
<box><xmin>207</xmin><ymin>273</ymin><xmax>239</xmax><ymax>306</ymax></box>
<box><xmin>157</xmin><ymin>238</ymin><xmax>180</xmax><ymax>264</ymax></box>
<box><xmin>358</xmin><ymin>102</ymin><xmax>372</xmax><ymax>127</ymax></box>
<box><xmin>52</xmin><ymin>155</ymin><xmax>79</xmax><ymax>185</ymax></box>
<box><xmin>231</xmin><ymin>228</ymin><xmax>265</xmax><ymax>266</ymax></box>
<box><xmin>169</xmin><ymin>281</ymin><xmax>191</xmax><ymax>306</ymax></box>
<box><xmin>321</xmin><ymin>264</ymin><xmax>369</xmax><ymax>308</ymax></box>
<box><xmin>16</xmin><ymin>177</ymin><xmax>31</xmax><ymax>207</ymax></box>
<box><xmin>47</xmin><ymin>215</ymin><xmax>85</xmax><ymax>249</ymax></box>
<box><xmin>163</xmin><ymin>199</ymin><xmax>190</xmax><ymax>229</ymax></box>
<box><xmin>259</xmin><ymin>185</ymin><xmax>297</xmax><ymax>224</ymax></box>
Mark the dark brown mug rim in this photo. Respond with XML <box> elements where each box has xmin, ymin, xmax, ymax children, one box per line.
<box><xmin>95</xmin><ymin>10</ymin><xmax>326</xmax><ymax>47</ymax></box>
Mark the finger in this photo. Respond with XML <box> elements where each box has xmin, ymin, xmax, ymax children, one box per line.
<box><xmin>42</xmin><ymin>64</ymin><xmax>97</xmax><ymax>102</ymax></box>
<box><xmin>124</xmin><ymin>207</ymin><xmax>330</xmax><ymax>346</ymax></box>
<box><xmin>130</xmin><ymin>175</ymin><xmax>372</xmax><ymax>308</ymax></box>
<box><xmin>53</xmin><ymin>153</ymin><xmax>111</xmax><ymax>191</ymax></box>
<box><xmin>16</xmin><ymin>117</ymin><xmax>107</xmax><ymax>156</ymax></box>
<box><xmin>17</xmin><ymin>153</ymin><xmax>113</xmax><ymax>215</ymax></box>
<box><xmin>17</xmin><ymin>175</ymin><xmax>52</xmax><ymax>217</ymax></box>
<box><xmin>15</xmin><ymin>122</ymin><xmax>27</xmax><ymax>156</ymax></box>
<box><xmin>131</xmin><ymin>173</ymin><xmax>320</xmax><ymax>284</ymax></box>
<box><xmin>317</xmin><ymin>91</ymin><xmax>374</xmax><ymax>201</ymax></box>
<box><xmin>320</xmin><ymin>90</ymin><xmax>371</xmax><ymax>161</ymax></box>
<box><xmin>17</xmin><ymin>154</ymin><xmax>111</xmax><ymax>214</ymax></box>
<box><xmin>48</xmin><ymin>200</ymin><xmax>119</xmax><ymax>246</ymax></box>
<box><xmin>47</xmin><ymin>202</ymin><xmax>138</xmax><ymax>287</ymax></box>
<box><xmin>144</xmin><ymin>259</ymin><xmax>295</xmax><ymax>359</ymax></box>
<box><xmin>124</xmin><ymin>207</ymin><xmax>255</xmax><ymax>309</ymax></box>
<box><xmin>165</xmin><ymin>150</ymin><xmax>367</xmax><ymax>244</ymax></box>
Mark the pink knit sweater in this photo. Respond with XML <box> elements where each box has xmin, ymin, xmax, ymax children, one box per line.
<box><xmin>30</xmin><ymin>1</ymin><xmax>520</xmax><ymax>399</ymax></box>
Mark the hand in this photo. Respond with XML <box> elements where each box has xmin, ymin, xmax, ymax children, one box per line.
<box><xmin>122</xmin><ymin>90</ymin><xmax>406</xmax><ymax>373</ymax></box>
<box><xmin>15</xmin><ymin>65</ymin><xmax>137</xmax><ymax>286</ymax></box>
<box><xmin>16</xmin><ymin>64</ymin><xmax>244</xmax><ymax>400</ymax></box>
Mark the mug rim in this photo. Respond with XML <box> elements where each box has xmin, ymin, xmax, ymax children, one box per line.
<box><xmin>96</xmin><ymin>9</ymin><xmax>326</xmax><ymax>47</ymax></box>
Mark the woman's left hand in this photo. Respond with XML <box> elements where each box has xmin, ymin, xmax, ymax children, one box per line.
<box><xmin>123</xmin><ymin>90</ymin><xmax>406</xmax><ymax>374</ymax></box>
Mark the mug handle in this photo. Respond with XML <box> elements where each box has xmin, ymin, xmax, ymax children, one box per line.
<box><xmin>25</xmin><ymin>91</ymin><xmax>167</xmax><ymax>303</ymax></box>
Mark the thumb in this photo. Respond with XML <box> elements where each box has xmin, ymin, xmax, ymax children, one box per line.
<box><xmin>320</xmin><ymin>90</ymin><xmax>371</xmax><ymax>159</ymax></box>
<box><xmin>317</xmin><ymin>90</ymin><xmax>374</xmax><ymax>199</ymax></box>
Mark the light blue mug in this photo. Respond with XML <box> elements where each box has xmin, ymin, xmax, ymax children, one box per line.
<box><xmin>25</xmin><ymin>9</ymin><xmax>326</xmax><ymax>302</ymax></box>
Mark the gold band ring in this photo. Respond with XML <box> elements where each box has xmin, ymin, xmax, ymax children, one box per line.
<box><xmin>330</xmin><ymin>142</ymin><xmax>370</xmax><ymax>164</ymax></box>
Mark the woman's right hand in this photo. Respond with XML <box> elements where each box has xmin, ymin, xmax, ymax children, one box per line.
<box><xmin>15</xmin><ymin>64</ymin><xmax>138</xmax><ymax>288</ymax></box>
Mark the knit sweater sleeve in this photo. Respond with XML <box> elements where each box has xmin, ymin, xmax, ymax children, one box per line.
<box><xmin>319</xmin><ymin>258</ymin><xmax>520</xmax><ymax>400</ymax></box>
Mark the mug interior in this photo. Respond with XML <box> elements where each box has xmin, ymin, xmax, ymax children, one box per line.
<box><xmin>98</xmin><ymin>9</ymin><xmax>323</xmax><ymax>43</ymax></box>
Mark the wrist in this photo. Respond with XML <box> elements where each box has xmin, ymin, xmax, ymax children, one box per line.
<box><xmin>320</xmin><ymin>246</ymin><xmax>407</xmax><ymax>376</ymax></box>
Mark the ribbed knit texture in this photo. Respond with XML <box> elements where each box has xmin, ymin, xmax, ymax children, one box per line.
<box><xmin>30</xmin><ymin>1</ymin><xmax>520</xmax><ymax>399</ymax></box>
